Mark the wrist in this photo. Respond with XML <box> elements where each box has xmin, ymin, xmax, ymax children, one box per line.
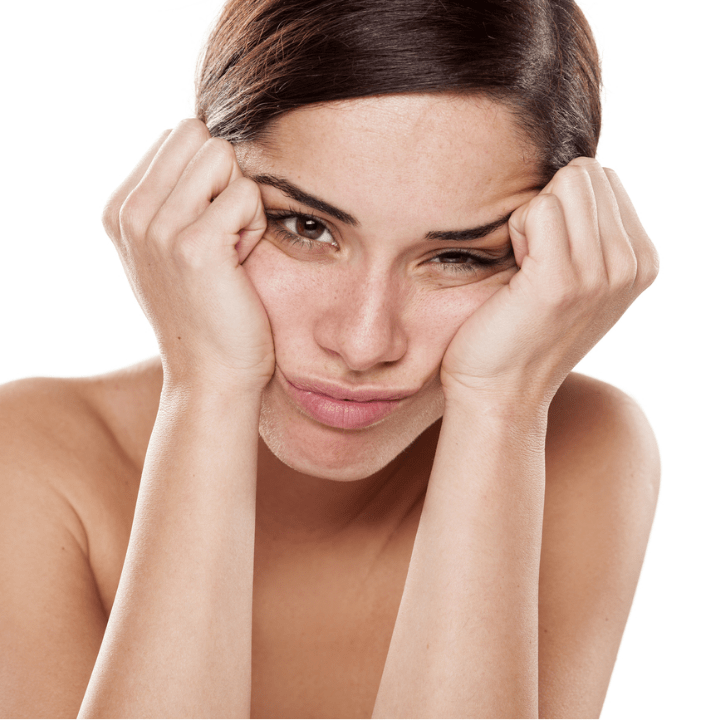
<box><xmin>441</xmin><ymin>393</ymin><xmax>549</xmax><ymax>446</ymax></box>
<box><xmin>432</xmin><ymin>380</ymin><xmax>548</xmax><ymax>504</ymax></box>
<box><xmin>160</xmin><ymin>357</ymin><xmax>271</xmax><ymax>400</ymax></box>
<box><xmin>441</xmin><ymin>370</ymin><xmax>553</xmax><ymax>423</ymax></box>
<box><xmin>160</xmin><ymin>370</ymin><xmax>266</xmax><ymax>412</ymax></box>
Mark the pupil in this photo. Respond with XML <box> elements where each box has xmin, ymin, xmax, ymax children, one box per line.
<box><xmin>297</xmin><ymin>217</ymin><xmax>323</xmax><ymax>240</ymax></box>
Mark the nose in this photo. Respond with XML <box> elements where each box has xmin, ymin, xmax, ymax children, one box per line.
<box><xmin>314</xmin><ymin>269</ymin><xmax>408</xmax><ymax>372</ymax></box>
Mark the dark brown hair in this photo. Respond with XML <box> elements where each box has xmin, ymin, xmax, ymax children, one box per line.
<box><xmin>195</xmin><ymin>0</ymin><xmax>601</xmax><ymax>182</ymax></box>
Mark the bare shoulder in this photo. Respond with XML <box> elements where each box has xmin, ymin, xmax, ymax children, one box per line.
<box><xmin>546</xmin><ymin>371</ymin><xmax>660</xmax><ymax>495</ymax></box>
<box><xmin>0</xmin><ymin>372</ymin><xmax>123</xmax><ymax>533</ymax></box>
<box><xmin>0</xmin><ymin>358</ymin><xmax>163</xmax><ymax>610</ymax></box>
<box><xmin>0</xmin><ymin>360</ymin><xmax>162</xmax><ymax>717</ymax></box>
<box><xmin>539</xmin><ymin>372</ymin><xmax>660</xmax><ymax>718</ymax></box>
<box><xmin>0</xmin><ymin>357</ymin><xmax>162</xmax><ymax>495</ymax></box>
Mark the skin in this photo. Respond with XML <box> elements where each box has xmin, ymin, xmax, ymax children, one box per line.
<box><xmin>243</xmin><ymin>95</ymin><xmax>543</xmax><ymax>518</ymax></box>
<box><xmin>0</xmin><ymin>93</ymin><xmax>660</xmax><ymax>718</ymax></box>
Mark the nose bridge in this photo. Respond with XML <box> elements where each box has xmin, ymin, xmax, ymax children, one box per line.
<box><xmin>317</xmin><ymin>262</ymin><xmax>407</xmax><ymax>371</ymax></box>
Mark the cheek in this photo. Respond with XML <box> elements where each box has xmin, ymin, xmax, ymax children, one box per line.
<box><xmin>244</xmin><ymin>238</ymin><xmax>512</xmax><ymax>368</ymax></box>
<box><xmin>242</xmin><ymin>240</ymin><xmax>322</xmax><ymax>337</ymax></box>
<box><xmin>408</xmin><ymin>277</ymin><xmax>507</xmax><ymax>361</ymax></box>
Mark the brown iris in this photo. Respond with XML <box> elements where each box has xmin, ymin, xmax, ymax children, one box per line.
<box><xmin>292</xmin><ymin>216</ymin><xmax>326</xmax><ymax>240</ymax></box>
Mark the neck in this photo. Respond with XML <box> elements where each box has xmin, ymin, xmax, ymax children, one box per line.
<box><xmin>255</xmin><ymin>421</ymin><xmax>440</xmax><ymax>546</ymax></box>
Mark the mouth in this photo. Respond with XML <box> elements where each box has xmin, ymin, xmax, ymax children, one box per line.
<box><xmin>277</xmin><ymin>369</ymin><xmax>415</xmax><ymax>430</ymax></box>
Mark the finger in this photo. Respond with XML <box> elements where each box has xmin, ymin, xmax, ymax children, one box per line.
<box><xmin>576</xmin><ymin>159</ymin><xmax>639</xmax><ymax>286</ymax></box>
<box><xmin>118</xmin><ymin>119</ymin><xmax>212</xmax><ymax>241</ymax></box>
<box><xmin>102</xmin><ymin>129</ymin><xmax>170</xmax><ymax>240</ymax></box>
<box><xmin>149</xmin><ymin>137</ymin><xmax>241</xmax><ymax>242</ymax></box>
<box><xmin>507</xmin><ymin>200</ymin><xmax>531</xmax><ymax>268</ymax></box>
<box><xmin>509</xmin><ymin>192</ymin><xmax>572</xmax><ymax>269</ymax></box>
<box><xmin>175</xmin><ymin>176</ymin><xmax>267</xmax><ymax>266</ymax></box>
<box><xmin>542</xmin><ymin>160</ymin><xmax>605</xmax><ymax>278</ymax></box>
<box><xmin>509</xmin><ymin>192</ymin><xmax>572</xmax><ymax>283</ymax></box>
<box><xmin>604</xmin><ymin>168</ymin><xmax>660</xmax><ymax>291</ymax></box>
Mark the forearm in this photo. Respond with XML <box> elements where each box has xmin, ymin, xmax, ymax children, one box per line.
<box><xmin>372</xmin><ymin>393</ymin><xmax>547</xmax><ymax>719</ymax></box>
<box><xmin>80</xmin><ymin>382</ymin><xmax>260</xmax><ymax>718</ymax></box>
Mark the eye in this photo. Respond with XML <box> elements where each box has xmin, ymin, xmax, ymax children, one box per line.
<box><xmin>283</xmin><ymin>215</ymin><xmax>330</xmax><ymax>241</ymax></box>
<box><xmin>429</xmin><ymin>249</ymin><xmax>515</xmax><ymax>274</ymax></box>
<box><xmin>266</xmin><ymin>212</ymin><xmax>335</xmax><ymax>248</ymax></box>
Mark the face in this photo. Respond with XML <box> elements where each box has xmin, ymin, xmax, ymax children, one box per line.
<box><xmin>239</xmin><ymin>93</ymin><xmax>542</xmax><ymax>481</ymax></box>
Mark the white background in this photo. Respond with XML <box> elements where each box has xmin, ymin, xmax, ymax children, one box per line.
<box><xmin>0</xmin><ymin>1</ymin><xmax>718</xmax><ymax>716</ymax></box>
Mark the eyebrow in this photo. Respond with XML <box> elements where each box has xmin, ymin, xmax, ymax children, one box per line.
<box><xmin>424</xmin><ymin>213</ymin><xmax>513</xmax><ymax>242</ymax></box>
<box><xmin>251</xmin><ymin>174</ymin><xmax>358</xmax><ymax>226</ymax></box>
<box><xmin>251</xmin><ymin>173</ymin><xmax>515</xmax><ymax>242</ymax></box>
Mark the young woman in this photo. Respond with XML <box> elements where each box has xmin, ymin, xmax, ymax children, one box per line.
<box><xmin>0</xmin><ymin>0</ymin><xmax>660</xmax><ymax>717</ymax></box>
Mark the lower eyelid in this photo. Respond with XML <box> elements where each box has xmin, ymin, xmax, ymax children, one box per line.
<box><xmin>432</xmin><ymin>260</ymin><xmax>488</xmax><ymax>275</ymax></box>
<box><xmin>431</xmin><ymin>251</ymin><xmax>512</xmax><ymax>266</ymax></box>
<box><xmin>273</xmin><ymin>223</ymin><xmax>314</xmax><ymax>246</ymax></box>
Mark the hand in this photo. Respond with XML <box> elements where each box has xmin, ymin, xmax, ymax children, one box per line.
<box><xmin>440</xmin><ymin>157</ymin><xmax>659</xmax><ymax>407</ymax></box>
<box><xmin>103</xmin><ymin>119</ymin><xmax>274</xmax><ymax>392</ymax></box>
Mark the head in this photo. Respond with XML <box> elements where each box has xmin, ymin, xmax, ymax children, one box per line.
<box><xmin>195</xmin><ymin>0</ymin><xmax>601</xmax><ymax>481</ymax></box>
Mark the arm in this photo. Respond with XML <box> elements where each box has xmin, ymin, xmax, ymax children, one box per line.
<box><xmin>0</xmin><ymin>376</ymin><xmax>260</xmax><ymax>718</ymax></box>
<box><xmin>372</xmin><ymin>159</ymin><xmax>659</xmax><ymax>718</ymax></box>
<box><xmin>372</xmin><ymin>395</ymin><xmax>546</xmax><ymax>718</ymax></box>
<box><xmin>538</xmin><ymin>376</ymin><xmax>660</xmax><ymax>718</ymax></box>
<box><xmin>79</xmin><ymin>384</ymin><xmax>260</xmax><ymax>717</ymax></box>
<box><xmin>373</xmin><ymin>377</ymin><xmax>660</xmax><ymax>719</ymax></box>
<box><xmin>77</xmin><ymin>120</ymin><xmax>273</xmax><ymax>716</ymax></box>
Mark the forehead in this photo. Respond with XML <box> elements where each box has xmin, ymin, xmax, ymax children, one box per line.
<box><xmin>241</xmin><ymin>93</ymin><xmax>541</xmax><ymax>225</ymax></box>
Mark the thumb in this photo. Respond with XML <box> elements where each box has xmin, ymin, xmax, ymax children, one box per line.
<box><xmin>509</xmin><ymin>193</ymin><xmax>571</xmax><ymax>275</ymax></box>
<box><xmin>191</xmin><ymin>176</ymin><xmax>267</xmax><ymax>265</ymax></box>
<box><xmin>508</xmin><ymin>200</ymin><xmax>532</xmax><ymax>268</ymax></box>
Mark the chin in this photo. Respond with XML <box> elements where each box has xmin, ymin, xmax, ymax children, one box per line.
<box><xmin>258</xmin><ymin>378</ymin><xmax>445</xmax><ymax>481</ymax></box>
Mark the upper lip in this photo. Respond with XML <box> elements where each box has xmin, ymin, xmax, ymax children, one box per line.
<box><xmin>284</xmin><ymin>374</ymin><xmax>416</xmax><ymax>403</ymax></box>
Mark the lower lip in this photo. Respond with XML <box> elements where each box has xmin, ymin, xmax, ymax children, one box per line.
<box><xmin>281</xmin><ymin>378</ymin><xmax>403</xmax><ymax>430</ymax></box>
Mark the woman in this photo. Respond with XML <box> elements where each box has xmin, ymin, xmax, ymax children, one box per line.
<box><xmin>0</xmin><ymin>0</ymin><xmax>660</xmax><ymax>717</ymax></box>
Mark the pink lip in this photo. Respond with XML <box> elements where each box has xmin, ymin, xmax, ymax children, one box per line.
<box><xmin>278</xmin><ymin>371</ymin><xmax>414</xmax><ymax>430</ymax></box>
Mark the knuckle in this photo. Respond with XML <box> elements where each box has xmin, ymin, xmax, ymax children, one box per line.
<box><xmin>145</xmin><ymin>216</ymin><xmax>170</xmax><ymax>246</ymax></box>
<box><xmin>528</xmin><ymin>191</ymin><xmax>561</xmax><ymax>216</ymax></box>
<box><xmin>613</xmin><ymin>239</ymin><xmax>639</xmax><ymax>286</ymax></box>
<box><xmin>101</xmin><ymin>196</ymin><xmax>122</xmax><ymax>241</ymax></box>
<box><xmin>552</xmin><ymin>163</ymin><xmax>591</xmax><ymax>190</ymax></box>
<box><xmin>649</xmin><ymin>245</ymin><xmax>660</xmax><ymax>279</ymax></box>
<box><xmin>178</xmin><ymin>117</ymin><xmax>211</xmax><ymax>144</ymax></box>
<box><xmin>117</xmin><ymin>191</ymin><xmax>145</xmax><ymax>240</ymax></box>
<box><xmin>624</xmin><ymin>254</ymin><xmax>640</xmax><ymax>286</ymax></box>
<box><xmin>568</xmin><ymin>156</ymin><xmax>601</xmax><ymax>169</ymax></box>
<box><xmin>627</xmin><ymin>233</ymin><xmax>659</xmax><ymax>290</ymax></box>
<box><xmin>638</xmin><ymin>244</ymin><xmax>660</xmax><ymax>288</ymax></box>
<box><xmin>614</xmin><ymin>263</ymin><xmax>639</xmax><ymax>292</ymax></box>
<box><xmin>234</xmin><ymin>176</ymin><xmax>262</xmax><ymax>202</ymax></box>
<box><xmin>206</xmin><ymin>136</ymin><xmax>234</xmax><ymax>159</ymax></box>
<box><xmin>532</xmin><ymin>191</ymin><xmax>558</xmax><ymax>208</ymax></box>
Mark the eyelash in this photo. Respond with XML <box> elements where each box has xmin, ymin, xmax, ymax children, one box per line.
<box><xmin>264</xmin><ymin>211</ymin><xmax>512</xmax><ymax>274</ymax></box>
